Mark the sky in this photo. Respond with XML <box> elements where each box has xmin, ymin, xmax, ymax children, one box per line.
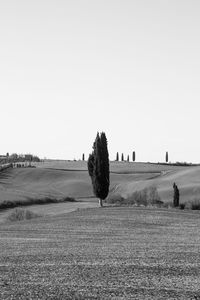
<box><xmin>1</xmin><ymin>0</ymin><xmax>200</xmax><ymax>162</ymax></box>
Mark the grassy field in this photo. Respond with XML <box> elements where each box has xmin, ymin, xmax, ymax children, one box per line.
<box><xmin>1</xmin><ymin>207</ymin><xmax>200</xmax><ymax>299</ymax></box>
<box><xmin>0</xmin><ymin>160</ymin><xmax>199</xmax><ymax>205</ymax></box>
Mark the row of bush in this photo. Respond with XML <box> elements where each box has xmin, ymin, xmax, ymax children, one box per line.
<box><xmin>179</xmin><ymin>199</ymin><xmax>200</xmax><ymax>210</ymax></box>
<box><xmin>13</xmin><ymin>164</ymin><xmax>36</xmax><ymax>168</ymax></box>
<box><xmin>106</xmin><ymin>186</ymin><xmax>200</xmax><ymax>210</ymax></box>
<box><xmin>0</xmin><ymin>196</ymin><xmax>75</xmax><ymax>211</ymax></box>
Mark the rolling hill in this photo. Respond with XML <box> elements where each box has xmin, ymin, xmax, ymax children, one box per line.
<box><xmin>110</xmin><ymin>164</ymin><xmax>200</xmax><ymax>203</ymax></box>
<box><xmin>0</xmin><ymin>161</ymin><xmax>199</xmax><ymax>205</ymax></box>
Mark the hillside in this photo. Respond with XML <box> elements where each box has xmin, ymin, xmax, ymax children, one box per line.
<box><xmin>0</xmin><ymin>161</ymin><xmax>199</xmax><ymax>204</ymax></box>
<box><xmin>112</xmin><ymin>165</ymin><xmax>200</xmax><ymax>203</ymax></box>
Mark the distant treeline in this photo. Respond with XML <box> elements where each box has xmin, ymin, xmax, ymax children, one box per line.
<box><xmin>0</xmin><ymin>153</ymin><xmax>40</xmax><ymax>164</ymax></box>
<box><xmin>155</xmin><ymin>162</ymin><xmax>200</xmax><ymax>167</ymax></box>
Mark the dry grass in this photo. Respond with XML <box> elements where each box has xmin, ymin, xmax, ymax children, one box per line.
<box><xmin>1</xmin><ymin>207</ymin><xmax>200</xmax><ymax>299</ymax></box>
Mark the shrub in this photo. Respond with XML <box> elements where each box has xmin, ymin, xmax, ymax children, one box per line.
<box><xmin>7</xmin><ymin>208</ymin><xmax>40</xmax><ymax>222</ymax></box>
<box><xmin>184</xmin><ymin>199</ymin><xmax>200</xmax><ymax>210</ymax></box>
<box><xmin>147</xmin><ymin>186</ymin><xmax>162</xmax><ymax>204</ymax></box>
<box><xmin>107</xmin><ymin>194</ymin><xmax>125</xmax><ymax>204</ymax></box>
<box><xmin>191</xmin><ymin>199</ymin><xmax>200</xmax><ymax>210</ymax></box>
<box><xmin>107</xmin><ymin>186</ymin><xmax>163</xmax><ymax>207</ymax></box>
<box><xmin>179</xmin><ymin>203</ymin><xmax>186</xmax><ymax>210</ymax></box>
<box><xmin>163</xmin><ymin>202</ymin><xmax>174</xmax><ymax>209</ymax></box>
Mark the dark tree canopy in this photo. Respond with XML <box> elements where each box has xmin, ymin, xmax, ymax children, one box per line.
<box><xmin>116</xmin><ymin>152</ymin><xmax>119</xmax><ymax>161</ymax></box>
<box><xmin>121</xmin><ymin>153</ymin><xmax>124</xmax><ymax>161</ymax></box>
<box><xmin>127</xmin><ymin>155</ymin><xmax>129</xmax><ymax>162</ymax></box>
<box><xmin>173</xmin><ymin>182</ymin><xmax>179</xmax><ymax>207</ymax></box>
<box><xmin>132</xmin><ymin>151</ymin><xmax>136</xmax><ymax>162</ymax></box>
<box><xmin>87</xmin><ymin>132</ymin><xmax>110</xmax><ymax>206</ymax></box>
<box><xmin>166</xmin><ymin>151</ymin><xmax>168</xmax><ymax>163</ymax></box>
<box><xmin>82</xmin><ymin>153</ymin><xmax>85</xmax><ymax>161</ymax></box>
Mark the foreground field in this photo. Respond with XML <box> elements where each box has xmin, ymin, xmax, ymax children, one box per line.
<box><xmin>1</xmin><ymin>207</ymin><xmax>200</xmax><ymax>299</ymax></box>
<box><xmin>0</xmin><ymin>160</ymin><xmax>197</xmax><ymax>205</ymax></box>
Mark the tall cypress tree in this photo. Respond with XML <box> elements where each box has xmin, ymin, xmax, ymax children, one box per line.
<box><xmin>82</xmin><ymin>153</ymin><xmax>85</xmax><ymax>161</ymax></box>
<box><xmin>127</xmin><ymin>155</ymin><xmax>129</xmax><ymax>162</ymax></box>
<box><xmin>132</xmin><ymin>151</ymin><xmax>136</xmax><ymax>162</ymax></box>
<box><xmin>88</xmin><ymin>132</ymin><xmax>110</xmax><ymax>207</ymax></box>
<box><xmin>116</xmin><ymin>152</ymin><xmax>119</xmax><ymax>161</ymax></box>
<box><xmin>173</xmin><ymin>182</ymin><xmax>179</xmax><ymax>207</ymax></box>
<box><xmin>121</xmin><ymin>153</ymin><xmax>124</xmax><ymax>161</ymax></box>
<box><xmin>166</xmin><ymin>152</ymin><xmax>168</xmax><ymax>163</ymax></box>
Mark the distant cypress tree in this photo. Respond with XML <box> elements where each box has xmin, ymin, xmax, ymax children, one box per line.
<box><xmin>127</xmin><ymin>155</ymin><xmax>129</xmax><ymax>162</ymax></box>
<box><xmin>121</xmin><ymin>153</ymin><xmax>124</xmax><ymax>161</ymax></box>
<box><xmin>132</xmin><ymin>151</ymin><xmax>136</xmax><ymax>162</ymax></box>
<box><xmin>88</xmin><ymin>132</ymin><xmax>110</xmax><ymax>207</ymax></box>
<box><xmin>82</xmin><ymin>153</ymin><xmax>85</xmax><ymax>161</ymax></box>
<box><xmin>116</xmin><ymin>152</ymin><xmax>119</xmax><ymax>161</ymax></box>
<box><xmin>166</xmin><ymin>151</ymin><xmax>168</xmax><ymax>163</ymax></box>
<box><xmin>173</xmin><ymin>182</ymin><xmax>179</xmax><ymax>207</ymax></box>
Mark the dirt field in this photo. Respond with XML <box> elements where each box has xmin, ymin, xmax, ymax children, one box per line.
<box><xmin>1</xmin><ymin>207</ymin><xmax>200</xmax><ymax>299</ymax></box>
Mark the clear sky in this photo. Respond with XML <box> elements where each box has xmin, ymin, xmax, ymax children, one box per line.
<box><xmin>1</xmin><ymin>0</ymin><xmax>200</xmax><ymax>162</ymax></box>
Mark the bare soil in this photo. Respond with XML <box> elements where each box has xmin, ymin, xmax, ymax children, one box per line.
<box><xmin>1</xmin><ymin>207</ymin><xmax>200</xmax><ymax>299</ymax></box>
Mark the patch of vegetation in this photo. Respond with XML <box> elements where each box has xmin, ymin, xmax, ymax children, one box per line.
<box><xmin>0</xmin><ymin>196</ymin><xmax>76</xmax><ymax>211</ymax></box>
<box><xmin>107</xmin><ymin>186</ymin><xmax>163</xmax><ymax>207</ymax></box>
<box><xmin>179</xmin><ymin>203</ymin><xmax>186</xmax><ymax>209</ymax></box>
<box><xmin>7</xmin><ymin>208</ymin><xmax>40</xmax><ymax>222</ymax></box>
<box><xmin>162</xmin><ymin>201</ymin><xmax>174</xmax><ymax>209</ymax></box>
<box><xmin>181</xmin><ymin>198</ymin><xmax>200</xmax><ymax>210</ymax></box>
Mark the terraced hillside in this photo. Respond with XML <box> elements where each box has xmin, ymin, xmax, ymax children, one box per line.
<box><xmin>0</xmin><ymin>161</ymin><xmax>199</xmax><ymax>205</ymax></box>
